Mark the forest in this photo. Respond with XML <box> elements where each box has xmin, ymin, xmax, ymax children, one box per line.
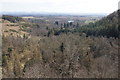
<box><xmin>1</xmin><ymin>9</ymin><xmax>120</xmax><ymax>78</ymax></box>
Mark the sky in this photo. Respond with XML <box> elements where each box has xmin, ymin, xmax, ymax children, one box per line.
<box><xmin>0</xmin><ymin>0</ymin><xmax>119</xmax><ymax>14</ymax></box>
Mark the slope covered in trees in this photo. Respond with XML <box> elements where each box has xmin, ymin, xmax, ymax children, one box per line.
<box><xmin>2</xmin><ymin>10</ymin><xmax>119</xmax><ymax>78</ymax></box>
<box><xmin>2</xmin><ymin>15</ymin><xmax>23</xmax><ymax>23</ymax></box>
<box><xmin>76</xmin><ymin>10</ymin><xmax>119</xmax><ymax>38</ymax></box>
<box><xmin>2</xmin><ymin>34</ymin><xmax>118</xmax><ymax>78</ymax></box>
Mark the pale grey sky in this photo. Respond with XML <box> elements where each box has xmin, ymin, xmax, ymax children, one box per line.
<box><xmin>0</xmin><ymin>0</ymin><xmax>119</xmax><ymax>14</ymax></box>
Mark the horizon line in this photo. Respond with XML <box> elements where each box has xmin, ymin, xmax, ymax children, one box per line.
<box><xmin>1</xmin><ymin>11</ymin><xmax>108</xmax><ymax>16</ymax></box>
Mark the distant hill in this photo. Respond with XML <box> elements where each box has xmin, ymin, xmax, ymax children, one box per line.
<box><xmin>77</xmin><ymin>9</ymin><xmax>119</xmax><ymax>38</ymax></box>
<box><xmin>2</xmin><ymin>15</ymin><xmax>24</xmax><ymax>23</ymax></box>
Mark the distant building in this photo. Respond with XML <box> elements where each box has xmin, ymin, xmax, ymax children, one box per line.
<box><xmin>68</xmin><ymin>20</ymin><xmax>74</xmax><ymax>23</ymax></box>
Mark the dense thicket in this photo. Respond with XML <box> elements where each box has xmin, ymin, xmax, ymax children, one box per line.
<box><xmin>2</xmin><ymin>34</ymin><xmax>118</xmax><ymax>78</ymax></box>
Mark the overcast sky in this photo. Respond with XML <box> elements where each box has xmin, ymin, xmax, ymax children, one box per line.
<box><xmin>0</xmin><ymin>0</ymin><xmax>119</xmax><ymax>14</ymax></box>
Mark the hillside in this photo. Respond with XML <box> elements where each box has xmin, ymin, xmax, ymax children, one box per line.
<box><xmin>2</xmin><ymin>15</ymin><xmax>23</xmax><ymax>23</ymax></box>
<box><xmin>2</xmin><ymin>10</ymin><xmax>119</xmax><ymax>78</ymax></box>
<box><xmin>76</xmin><ymin>10</ymin><xmax>119</xmax><ymax>38</ymax></box>
<box><xmin>2</xmin><ymin>16</ymin><xmax>31</xmax><ymax>38</ymax></box>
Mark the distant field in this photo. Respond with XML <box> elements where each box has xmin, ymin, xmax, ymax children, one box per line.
<box><xmin>22</xmin><ymin>16</ymin><xmax>35</xmax><ymax>19</ymax></box>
